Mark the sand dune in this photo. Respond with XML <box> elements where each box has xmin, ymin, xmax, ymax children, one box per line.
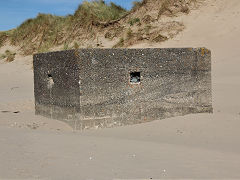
<box><xmin>0</xmin><ymin>0</ymin><xmax>240</xmax><ymax>179</ymax></box>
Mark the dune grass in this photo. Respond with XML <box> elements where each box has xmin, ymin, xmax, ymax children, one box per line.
<box><xmin>132</xmin><ymin>0</ymin><xmax>148</xmax><ymax>11</ymax></box>
<box><xmin>0</xmin><ymin>31</ymin><xmax>11</xmax><ymax>48</ymax></box>
<box><xmin>0</xmin><ymin>50</ymin><xmax>16</xmax><ymax>62</ymax></box>
<box><xmin>0</xmin><ymin>0</ymin><xmax>198</xmax><ymax>55</ymax></box>
<box><xmin>2</xmin><ymin>0</ymin><xmax>127</xmax><ymax>55</ymax></box>
<box><xmin>73</xmin><ymin>0</ymin><xmax>127</xmax><ymax>24</ymax></box>
<box><xmin>9</xmin><ymin>13</ymin><xmax>68</xmax><ymax>55</ymax></box>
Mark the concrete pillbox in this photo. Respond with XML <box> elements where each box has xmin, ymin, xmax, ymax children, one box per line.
<box><xmin>33</xmin><ymin>48</ymin><xmax>212</xmax><ymax>130</ymax></box>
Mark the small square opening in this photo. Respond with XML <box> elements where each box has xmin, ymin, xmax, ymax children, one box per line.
<box><xmin>130</xmin><ymin>72</ymin><xmax>140</xmax><ymax>83</ymax></box>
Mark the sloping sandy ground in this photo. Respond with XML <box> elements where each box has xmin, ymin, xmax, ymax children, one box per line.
<box><xmin>0</xmin><ymin>0</ymin><xmax>240</xmax><ymax>179</ymax></box>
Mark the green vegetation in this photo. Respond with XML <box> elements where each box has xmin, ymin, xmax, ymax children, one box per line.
<box><xmin>0</xmin><ymin>31</ymin><xmax>11</xmax><ymax>48</ymax></box>
<box><xmin>0</xmin><ymin>0</ymin><xmax>198</xmax><ymax>56</ymax></box>
<box><xmin>1</xmin><ymin>0</ymin><xmax>127</xmax><ymax>55</ymax></box>
<box><xmin>73</xmin><ymin>42</ymin><xmax>80</xmax><ymax>49</ymax></box>
<box><xmin>0</xmin><ymin>50</ymin><xmax>16</xmax><ymax>62</ymax></box>
<box><xmin>73</xmin><ymin>0</ymin><xmax>127</xmax><ymax>24</ymax></box>
<box><xmin>63</xmin><ymin>43</ymin><xmax>70</xmax><ymax>51</ymax></box>
<box><xmin>144</xmin><ymin>24</ymin><xmax>152</xmax><ymax>35</ymax></box>
<box><xmin>126</xmin><ymin>28</ymin><xmax>133</xmax><ymax>40</ymax></box>
<box><xmin>128</xmin><ymin>17</ymin><xmax>140</xmax><ymax>26</ymax></box>
<box><xmin>6</xmin><ymin>50</ymin><xmax>16</xmax><ymax>62</ymax></box>
<box><xmin>0</xmin><ymin>53</ymin><xmax>6</xmax><ymax>60</ymax></box>
<box><xmin>9</xmin><ymin>13</ymin><xmax>68</xmax><ymax>55</ymax></box>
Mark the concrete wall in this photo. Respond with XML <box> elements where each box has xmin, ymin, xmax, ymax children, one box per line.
<box><xmin>34</xmin><ymin>50</ymin><xmax>80</xmax><ymax>128</ymax></box>
<box><xmin>33</xmin><ymin>48</ymin><xmax>212</xmax><ymax>130</ymax></box>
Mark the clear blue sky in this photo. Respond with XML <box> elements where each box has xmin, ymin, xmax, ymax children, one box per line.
<box><xmin>0</xmin><ymin>0</ymin><xmax>140</xmax><ymax>31</ymax></box>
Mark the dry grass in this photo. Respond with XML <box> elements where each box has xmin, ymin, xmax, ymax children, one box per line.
<box><xmin>151</xmin><ymin>34</ymin><xmax>168</xmax><ymax>42</ymax></box>
<box><xmin>157</xmin><ymin>0</ymin><xmax>198</xmax><ymax>18</ymax></box>
<box><xmin>132</xmin><ymin>0</ymin><xmax>148</xmax><ymax>11</ymax></box>
<box><xmin>73</xmin><ymin>0</ymin><xmax>127</xmax><ymax>24</ymax></box>
<box><xmin>128</xmin><ymin>17</ymin><xmax>141</xmax><ymax>26</ymax></box>
<box><xmin>0</xmin><ymin>0</ymin><xmax>200</xmax><ymax>55</ymax></box>
<box><xmin>0</xmin><ymin>31</ymin><xmax>11</xmax><ymax>48</ymax></box>
<box><xmin>73</xmin><ymin>42</ymin><xmax>80</xmax><ymax>49</ymax></box>
<box><xmin>113</xmin><ymin>37</ymin><xmax>124</xmax><ymax>48</ymax></box>
<box><xmin>9</xmin><ymin>13</ymin><xmax>67</xmax><ymax>55</ymax></box>
<box><xmin>2</xmin><ymin>0</ymin><xmax>127</xmax><ymax>55</ymax></box>
<box><xmin>0</xmin><ymin>50</ymin><xmax>16</xmax><ymax>62</ymax></box>
<box><xmin>0</xmin><ymin>53</ymin><xmax>6</xmax><ymax>60</ymax></box>
<box><xmin>62</xmin><ymin>43</ymin><xmax>70</xmax><ymax>51</ymax></box>
<box><xmin>126</xmin><ymin>28</ymin><xmax>134</xmax><ymax>40</ymax></box>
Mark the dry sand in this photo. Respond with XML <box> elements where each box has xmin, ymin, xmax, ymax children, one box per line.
<box><xmin>0</xmin><ymin>0</ymin><xmax>240</xmax><ymax>179</ymax></box>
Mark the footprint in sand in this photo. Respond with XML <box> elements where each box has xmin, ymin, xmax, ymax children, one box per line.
<box><xmin>1</xmin><ymin>111</ymin><xmax>20</xmax><ymax>113</ymax></box>
<box><xmin>1</xmin><ymin>111</ymin><xmax>10</xmax><ymax>113</ymax></box>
